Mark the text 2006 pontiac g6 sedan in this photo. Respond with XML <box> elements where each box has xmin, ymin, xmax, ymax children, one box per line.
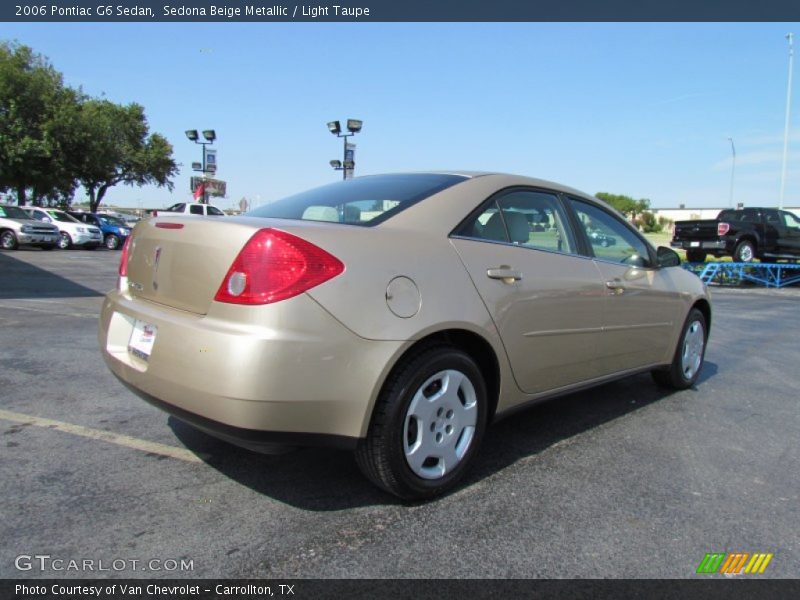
<box><xmin>100</xmin><ymin>172</ymin><xmax>710</xmax><ymax>499</ymax></box>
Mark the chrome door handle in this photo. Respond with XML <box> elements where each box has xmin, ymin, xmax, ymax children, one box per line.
<box><xmin>605</xmin><ymin>279</ymin><xmax>625</xmax><ymax>294</ymax></box>
<box><xmin>487</xmin><ymin>267</ymin><xmax>522</xmax><ymax>283</ymax></box>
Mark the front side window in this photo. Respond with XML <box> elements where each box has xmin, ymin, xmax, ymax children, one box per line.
<box><xmin>570</xmin><ymin>199</ymin><xmax>652</xmax><ymax>267</ymax></box>
<box><xmin>207</xmin><ymin>206</ymin><xmax>224</xmax><ymax>216</ymax></box>
<box><xmin>190</xmin><ymin>205</ymin><xmax>204</xmax><ymax>215</ymax></box>
<box><xmin>247</xmin><ymin>174</ymin><xmax>467</xmax><ymax>227</ymax></box>
<box><xmin>166</xmin><ymin>203</ymin><xmax>186</xmax><ymax>213</ymax></box>
<box><xmin>455</xmin><ymin>189</ymin><xmax>575</xmax><ymax>254</ymax></box>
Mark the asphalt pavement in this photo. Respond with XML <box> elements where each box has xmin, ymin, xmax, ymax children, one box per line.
<box><xmin>0</xmin><ymin>248</ymin><xmax>798</xmax><ymax>579</ymax></box>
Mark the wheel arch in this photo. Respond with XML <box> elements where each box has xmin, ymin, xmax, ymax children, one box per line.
<box><xmin>373</xmin><ymin>328</ymin><xmax>502</xmax><ymax>427</ymax></box>
<box><xmin>692</xmin><ymin>298</ymin><xmax>712</xmax><ymax>335</ymax></box>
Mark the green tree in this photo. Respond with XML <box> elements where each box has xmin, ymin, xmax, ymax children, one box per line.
<box><xmin>0</xmin><ymin>42</ymin><xmax>78</xmax><ymax>205</ymax></box>
<box><xmin>595</xmin><ymin>192</ymin><xmax>651</xmax><ymax>221</ymax></box>
<box><xmin>76</xmin><ymin>100</ymin><xmax>178</xmax><ymax>212</ymax></box>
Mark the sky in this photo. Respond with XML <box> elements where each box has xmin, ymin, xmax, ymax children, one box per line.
<box><xmin>3</xmin><ymin>22</ymin><xmax>800</xmax><ymax>210</ymax></box>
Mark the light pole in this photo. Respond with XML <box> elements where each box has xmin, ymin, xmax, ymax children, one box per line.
<box><xmin>327</xmin><ymin>119</ymin><xmax>362</xmax><ymax>179</ymax></box>
<box><xmin>185</xmin><ymin>129</ymin><xmax>216</xmax><ymax>203</ymax></box>
<box><xmin>727</xmin><ymin>137</ymin><xmax>736</xmax><ymax>208</ymax></box>
<box><xmin>780</xmin><ymin>33</ymin><xmax>794</xmax><ymax>211</ymax></box>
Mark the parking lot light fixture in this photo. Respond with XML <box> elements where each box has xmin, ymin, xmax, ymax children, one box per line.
<box><xmin>187</xmin><ymin>127</ymin><xmax>216</xmax><ymax>203</ymax></box>
<box><xmin>327</xmin><ymin>118</ymin><xmax>363</xmax><ymax>180</ymax></box>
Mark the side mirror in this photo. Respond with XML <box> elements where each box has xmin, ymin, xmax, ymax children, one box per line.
<box><xmin>656</xmin><ymin>246</ymin><xmax>681</xmax><ymax>268</ymax></box>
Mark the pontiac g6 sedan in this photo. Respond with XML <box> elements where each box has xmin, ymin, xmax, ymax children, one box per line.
<box><xmin>100</xmin><ymin>173</ymin><xmax>710</xmax><ymax>499</ymax></box>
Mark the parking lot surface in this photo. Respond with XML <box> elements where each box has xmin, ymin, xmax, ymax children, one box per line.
<box><xmin>1</xmin><ymin>248</ymin><xmax>798</xmax><ymax>578</ymax></box>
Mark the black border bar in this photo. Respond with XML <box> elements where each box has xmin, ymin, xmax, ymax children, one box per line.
<box><xmin>3</xmin><ymin>0</ymin><xmax>800</xmax><ymax>22</ymax></box>
<box><xmin>4</xmin><ymin>579</ymin><xmax>800</xmax><ymax>600</ymax></box>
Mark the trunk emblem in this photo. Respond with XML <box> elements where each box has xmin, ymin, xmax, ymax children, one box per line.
<box><xmin>152</xmin><ymin>247</ymin><xmax>162</xmax><ymax>291</ymax></box>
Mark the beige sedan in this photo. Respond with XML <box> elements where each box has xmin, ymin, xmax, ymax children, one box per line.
<box><xmin>99</xmin><ymin>172</ymin><xmax>710</xmax><ymax>499</ymax></box>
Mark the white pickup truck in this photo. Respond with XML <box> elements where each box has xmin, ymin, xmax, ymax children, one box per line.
<box><xmin>152</xmin><ymin>202</ymin><xmax>226</xmax><ymax>217</ymax></box>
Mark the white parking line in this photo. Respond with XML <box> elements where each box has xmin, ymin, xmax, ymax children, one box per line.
<box><xmin>0</xmin><ymin>408</ymin><xmax>202</xmax><ymax>463</ymax></box>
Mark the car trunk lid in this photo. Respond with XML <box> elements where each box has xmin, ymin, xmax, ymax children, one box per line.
<box><xmin>125</xmin><ymin>218</ymin><xmax>265</xmax><ymax>315</ymax></box>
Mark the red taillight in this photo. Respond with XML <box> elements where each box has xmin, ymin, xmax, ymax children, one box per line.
<box><xmin>119</xmin><ymin>235</ymin><xmax>132</xmax><ymax>277</ymax></box>
<box><xmin>718</xmin><ymin>222</ymin><xmax>730</xmax><ymax>236</ymax></box>
<box><xmin>214</xmin><ymin>228</ymin><xmax>344</xmax><ymax>305</ymax></box>
<box><xmin>155</xmin><ymin>222</ymin><xmax>183</xmax><ymax>229</ymax></box>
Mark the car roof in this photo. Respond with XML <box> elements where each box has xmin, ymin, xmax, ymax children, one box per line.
<box><xmin>358</xmin><ymin>171</ymin><xmax>597</xmax><ymax>202</ymax></box>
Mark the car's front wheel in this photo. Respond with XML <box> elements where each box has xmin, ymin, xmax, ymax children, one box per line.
<box><xmin>356</xmin><ymin>345</ymin><xmax>487</xmax><ymax>500</ymax></box>
<box><xmin>58</xmin><ymin>232</ymin><xmax>72</xmax><ymax>249</ymax></box>
<box><xmin>652</xmin><ymin>308</ymin><xmax>707</xmax><ymax>390</ymax></box>
<box><xmin>0</xmin><ymin>230</ymin><xmax>18</xmax><ymax>250</ymax></box>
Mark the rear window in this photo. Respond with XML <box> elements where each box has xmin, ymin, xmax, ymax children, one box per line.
<box><xmin>718</xmin><ymin>209</ymin><xmax>758</xmax><ymax>222</ymax></box>
<box><xmin>247</xmin><ymin>174</ymin><xmax>468</xmax><ymax>226</ymax></box>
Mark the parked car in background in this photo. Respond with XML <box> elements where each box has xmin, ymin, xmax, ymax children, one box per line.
<box><xmin>0</xmin><ymin>205</ymin><xmax>60</xmax><ymax>250</ymax></box>
<box><xmin>152</xmin><ymin>202</ymin><xmax>225</xmax><ymax>218</ymax></box>
<box><xmin>68</xmin><ymin>211</ymin><xmax>132</xmax><ymax>250</ymax></box>
<box><xmin>672</xmin><ymin>207</ymin><xmax>800</xmax><ymax>262</ymax></box>
<box><xmin>21</xmin><ymin>207</ymin><xmax>103</xmax><ymax>250</ymax></box>
<box><xmin>100</xmin><ymin>172</ymin><xmax>711</xmax><ymax>500</ymax></box>
<box><xmin>587</xmin><ymin>230</ymin><xmax>617</xmax><ymax>248</ymax></box>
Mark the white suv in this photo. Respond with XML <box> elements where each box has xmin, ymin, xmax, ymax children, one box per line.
<box><xmin>0</xmin><ymin>205</ymin><xmax>60</xmax><ymax>250</ymax></box>
<box><xmin>22</xmin><ymin>207</ymin><xmax>103</xmax><ymax>249</ymax></box>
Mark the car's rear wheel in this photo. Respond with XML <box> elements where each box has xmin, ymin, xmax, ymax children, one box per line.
<box><xmin>105</xmin><ymin>234</ymin><xmax>120</xmax><ymax>250</ymax></box>
<box><xmin>685</xmin><ymin>249</ymin><xmax>706</xmax><ymax>263</ymax></box>
<box><xmin>356</xmin><ymin>345</ymin><xmax>487</xmax><ymax>500</ymax></box>
<box><xmin>58</xmin><ymin>232</ymin><xmax>72</xmax><ymax>249</ymax></box>
<box><xmin>0</xmin><ymin>230</ymin><xmax>18</xmax><ymax>250</ymax></box>
<box><xmin>652</xmin><ymin>308</ymin><xmax>707</xmax><ymax>390</ymax></box>
<box><xmin>733</xmin><ymin>240</ymin><xmax>755</xmax><ymax>262</ymax></box>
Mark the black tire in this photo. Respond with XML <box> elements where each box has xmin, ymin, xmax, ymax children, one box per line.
<box><xmin>652</xmin><ymin>308</ymin><xmax>707</xmax><ymax>390</ymax></box>
<box><xmin>733</xmin><ymin>240</ymin><xmax>756</xmax><ymax>263</ymax></box>
<box><xmin>105</xmin><ymin>234</ymin><xmax>120</xmax><ymax>250</ymax></box>
<box><xmin>685</xmin><ymin>249</ymin><xmax>706</xmax><ymax>263</ymax></box>
<box><xmin>355</xmin><ymin>345</ymin><xmax>488</xmax><ymax>500</ymax></box>
<box><xmin>0</xmin><ymin>230</ymin><xmax>18</xmax><ymax>250</ymax></box>
<box><xmin>58</xmin><ymin>232</ymin><xmax>72</xmax><ymax>250</ymax></box>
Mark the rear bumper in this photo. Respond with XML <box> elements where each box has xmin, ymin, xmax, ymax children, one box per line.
<box><xmin>671</xmin><ymin>240</ymin><xmax>727</xmax><ymax>251</ymax></box>
<box><xmin>99</xmin><ymin>290</ymin><xmax>406</xmax><ymax>443</ymax></box>
<box><xmin>114</xmin><ymin>375</ymin><xmax>359</xmax><ymax>451</ymax></box>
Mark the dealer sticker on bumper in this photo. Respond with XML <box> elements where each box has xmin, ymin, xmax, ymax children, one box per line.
<box><xmin>128</xmin><ymin>320</ymin><xmax>157</xmax><ymax>361</ymax></box>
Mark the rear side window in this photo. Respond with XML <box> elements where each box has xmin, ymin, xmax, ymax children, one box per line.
<box><xmin>247</xmin><ymin>174</ymin><xmax>468</xmax><ymax>226</ymax></box>
<box><xmin>190</xmin><ymin>205</ymin><xmax>204</xmax><ymax>215</ymax></box>
<box><xmin>455</xmin><ymin>189</ymin><xmax>575</xmax><ymax>254</ymax></box>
